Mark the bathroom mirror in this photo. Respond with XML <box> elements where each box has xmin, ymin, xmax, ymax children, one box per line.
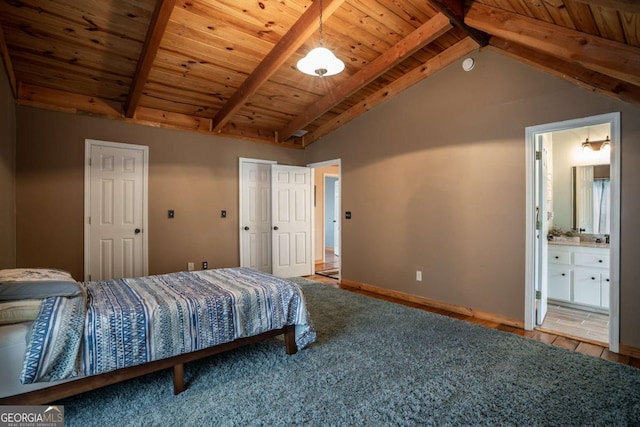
<box><xmin>571</xmin><ymin>165</ymin><xmax>610</xmax><ymax>234</ymax></box>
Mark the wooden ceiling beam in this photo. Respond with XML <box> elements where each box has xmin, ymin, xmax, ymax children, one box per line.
<box><xmin>18</xmin><ymin>82</ymin><xmax>123</xmax><ymax>117</ymax></box>
<box><xmin>18</xmin><ymin>83</ymin><xmax>302</xmax><ymax>148</ymax></box>
<box><xmin>279</xmin><ymin>12</ymin><xmax>453</xmax><ymax>142</ymax></box>
<box><xmin>210</xmin><ymin>0</ymin><xmax>346</xmax><ymax>133</ymax></box>
<box><xmin>573</xmin><ymin>0</ymin><xmax>640</xmax><ymax>14</ymax></box>
<box><xmin>465</xmin><ymin>2</ymin><xmax>640</xmax><ymax>87</ymax></box>
<box><xmin>0</xmin><ymin>24</ymin><xmax>17</xmax><ymax>98</ymax></box>
<box><xmin>426</xmin><ymin>0</ymin><xmax>489</xmax><ymax>46</ymax></box>
<box><xmin>489</xmin><ymin>37</ymin><xmax>640</xmax><ymax>106</ymax></box>
<box><xmin>301</xmin><ymin>37</ymin><xmax>479</xmax><ymax>146</ymax></box>
<box><xmin>124</xmin><ymin>0</ymin><xmax>177</xmax><ymax>118</ymax></box>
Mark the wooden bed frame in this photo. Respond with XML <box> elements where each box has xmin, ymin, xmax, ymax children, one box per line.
<box><xmin>0</xmin><ymin>325</ymin><xmax>297</xmax><ymax>405</ymax></box>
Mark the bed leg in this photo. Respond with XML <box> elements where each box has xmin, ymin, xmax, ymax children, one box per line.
<box><xmin>284</xmin><ymin>325</ymin><xmax>298</xmax><ymax>355</ymax></box>
<box><xmin>173</xmin><ymin>364</ymin><xmax>185</xmax><ymax>395</ymax></box>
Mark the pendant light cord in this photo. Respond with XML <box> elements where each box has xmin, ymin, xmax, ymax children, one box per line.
<box><xmin>319</xmin><ymin>0</ymin><xmax>324</xmax><ymax>47</ymax></box>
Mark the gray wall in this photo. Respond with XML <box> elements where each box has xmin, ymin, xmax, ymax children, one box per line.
<box><xmin>304</xmin><ymin>49</ymin><xmax>640</xmax><ymax>349</ymax></box>
<box><xmin>0</xmin><ymin>64</ymin><xmax>16</xmax><ymax>269</ymax></box>
<box><xmin>15</xmin><ymin>107</ymin><xmax>305</xmax><ymax>279</ymax></box>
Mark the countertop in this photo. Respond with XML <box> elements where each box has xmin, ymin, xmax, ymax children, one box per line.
<box><xmin>548</xmin><ymin>240</ymin><xmax>610</xmax><ymax>249</ymax></box>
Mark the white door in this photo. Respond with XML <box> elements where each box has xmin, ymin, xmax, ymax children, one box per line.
<box><xmin>86</xmin><ymin>141</ymin><xmax>147</xmax><ymax>281</ymax></box>
<box><xmin>240</xmin><ymin>161</ymin><xmax>272</xmax><ymax>273</ymax></box>
<box><xmin>271</xmin><ymin>165</ymin><xmax>312</xmax><ymax>278</ymax></box>
<box><xmin>536</xmin><ymin>135</ymin><xmax>549</xmax><ymax>325</ymax></box>
<box><xmin>333</xmin><ymin>180</ymin><xmax>340</xmax><ymax>257</ymax></box>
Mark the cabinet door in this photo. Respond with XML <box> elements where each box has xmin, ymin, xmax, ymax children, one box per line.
<box><xmin>573</xmin><ymin>269</ymin><xmax>601</xmax><ymax>306</ymax></box>
<box><xmin>548</xmin><ymin>266</ymin><xmax>571</xmax><ymax>301</ymax></box>
<box><xmin>574</xmin><ymin>251</ymin><xmax>609</xmax><ymax>269</ymax></box>
<box><xmin>549</xmin><ymin>248</ymin><xmax>571</xmax><ymax>265</ymax></box>
<box><xmin>601</xmin><ymin>273</ymin><xmax>610</xmax><ymax>309</ymax></box>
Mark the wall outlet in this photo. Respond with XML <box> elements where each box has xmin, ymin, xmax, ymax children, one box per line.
<box><xmin>416</xmin><ymin>270</ymin><xmax>422</xmax><ymax>282</ymax></box>
<box><xmin>202</xmin><ymin>261</ymin><xmax>208</xmax><ymax>270</ymax></box>
<box><xmin>187</xmin><ymin>262</ymin><xmax>194</xmax><ymax>271</ymax></box>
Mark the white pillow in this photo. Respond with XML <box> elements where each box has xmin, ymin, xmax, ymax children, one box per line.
<box><xmin>0</xmin><ymin>268</ymin><xmax>74</xmax><ymax>282</ymax></box>
<box><xmin>0</xmin><ymin>300</ymin><xmax>42</xmax><ymax>325</ymax></box>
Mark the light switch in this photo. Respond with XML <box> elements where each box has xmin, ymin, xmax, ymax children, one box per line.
<box><xmin>168</xmin><ymin>210</ymin><xmax>175</xmax><ymax>218</ymax></box>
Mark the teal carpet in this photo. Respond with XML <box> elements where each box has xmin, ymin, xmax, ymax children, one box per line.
<box><xmin>60</xmin><ymin>278</ymin><xmax>640</xmax><ymax>426</ymax></box>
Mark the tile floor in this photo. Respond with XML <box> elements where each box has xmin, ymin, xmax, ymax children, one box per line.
<box><xmin>539</xmin><ymin>303</ymin><xmax>609</xmax><ymax>344</ymax></box>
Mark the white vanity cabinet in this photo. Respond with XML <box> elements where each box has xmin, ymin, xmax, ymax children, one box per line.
<box><xmin>573</xmin><ymin>269</ymin><xmax>603</xmax><ymax>306</ymax></box>
<box><xmin>548</xmin><ymin>244</ymin><xmax>610</xmax><ymax>311</ymax></box>
<box><xmin>548</xmin><ymin>265</ymin><xmax>571</xmax><ymax>301</ymax></box>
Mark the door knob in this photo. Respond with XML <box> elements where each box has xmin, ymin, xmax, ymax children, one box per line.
<box><xmin>244</xmin><ymin>226</ymin><xmax>250</xmax><ymax>231</ymax></box>
<box><xmin>273</xmin><ymin>226</ymin><xmax>279</xmax><ymax>230</ymax></box>
<box><xmin>134</xmin><ymin>228</ymin><xmax>141</xmax><ymax>234</ymax></box>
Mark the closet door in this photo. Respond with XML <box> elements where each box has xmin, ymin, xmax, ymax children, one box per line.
<box><xmin>240</xmin><ymin>161</ymin><xmax>273</xmax><ymax>273</ymax></box>
<box><xmin>86</xmin><ymin>140</ymin><xmax>148</xmax><ymax>281</ymax></box>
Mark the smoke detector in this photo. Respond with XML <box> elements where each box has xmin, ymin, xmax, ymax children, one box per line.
<box><xmin>462</xmin><ymin>58</ymin><xmax>475</xmax><ymax>72</ymax></box>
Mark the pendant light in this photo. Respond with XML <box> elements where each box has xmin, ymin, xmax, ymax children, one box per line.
<box><xmin>297</xmin><ymin>0</ymin><xmax>345</xmax><ymax>77</ymax></box>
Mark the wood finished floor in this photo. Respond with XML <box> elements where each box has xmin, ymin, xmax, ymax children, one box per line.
<box><xmin>315</xmin><ymin>249</ymin><xmax>340</xmax><ymax>273</ymax></box>
<box><xmin>303</xmin><ymin>274</ymin><xmax>640</xmax><ymax>370</ymax></box>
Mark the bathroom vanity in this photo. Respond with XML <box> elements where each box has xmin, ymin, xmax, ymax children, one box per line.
<box><xmin>548</xmin><ymin>241</ymin><xmax>610</xmax><ymax>312</ymax></box>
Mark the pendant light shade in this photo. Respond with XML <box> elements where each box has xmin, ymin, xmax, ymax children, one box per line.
<box><xmin>297</xmin><ymin>46</ymin><xmax>345</xmax><ymax>77</ymax></box>
<box><xmin>297</xmin><ymin>0</ymin><xmax>344</xmax><ymax>77</ymax></box>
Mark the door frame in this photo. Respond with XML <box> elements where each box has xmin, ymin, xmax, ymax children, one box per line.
<box><xmin>524</xmin><ymin>112</ymin><xmax>620</xmax><ymax>352</ymax></box>
<box><xmin>307</xmin><ymin>159</ymin><xmax>342</xmax><ymax>279</ymax></box>
<box><xmin>84</xmin><ymin>139</ymin><xmax>149</xmax><ymax>281</ymax></box>
<box><xmin>238</xmin><ymin>157</ymin><xmax>277</xmax><ymax>270</ymax></box>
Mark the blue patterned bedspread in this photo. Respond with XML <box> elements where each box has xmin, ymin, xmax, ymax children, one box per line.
<box><xmin>21</xmin><ymin>268</ymin><xmax>316</xmax><ymax>383</ymax></box>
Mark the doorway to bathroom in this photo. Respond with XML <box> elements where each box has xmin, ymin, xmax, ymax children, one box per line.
<box><xmin>308</xmin><ymin>159</ymin><xmax>341</xmax><ymax>281</ymax></box>
<box><xmin>525</xmin><ymin>113</ymin><xmax>620</xmax><ymax>352</ymax></box>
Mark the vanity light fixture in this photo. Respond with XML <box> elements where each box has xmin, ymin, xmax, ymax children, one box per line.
<box><xmin>296</xmin><ymin>0</ymin><xmax>345</xmax><ymax>77</ymax></box>
<box><xmin>582</xmin><ymin>136</ymin><xmax>610</xmax><ymax>152</ymax></box>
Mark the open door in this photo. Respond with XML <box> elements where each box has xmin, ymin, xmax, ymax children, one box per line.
<box><xmin>535</xmin><ymin>134</ymin><xmax>550</xmax><ymax>325</ymax></box>
<box><xmin>271</xmin><ymin>165</ymin><xmax>312</xmax><ymax>278</ymax></box>
<box><xmin>333</xmin><ymin>179</ymin><xmax>340</xmax><ymax>257</ymax></box>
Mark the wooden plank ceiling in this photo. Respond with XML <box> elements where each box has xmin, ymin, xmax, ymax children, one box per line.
<box><xmin>0</xmin><ymin>0</ymin><xmax>638</xmax><ymax>148</ymax></box>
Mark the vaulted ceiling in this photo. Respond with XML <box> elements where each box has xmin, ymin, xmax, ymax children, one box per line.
<box><xmin>1</xmin><ymin>0</ymin><xmax>638</xmax><ymax>149</ymax></box>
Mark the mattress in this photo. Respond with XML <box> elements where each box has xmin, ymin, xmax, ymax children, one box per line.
<box><xmin>0</xmin><ymin>322</ymin><xmax>78</xmax><ymax>398</ymax></box>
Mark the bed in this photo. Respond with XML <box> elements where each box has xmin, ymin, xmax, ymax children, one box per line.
<box><xmin>0</xmin><ymin>267</ymin><xmax>316</xmax><ymax>404</ymax></box>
